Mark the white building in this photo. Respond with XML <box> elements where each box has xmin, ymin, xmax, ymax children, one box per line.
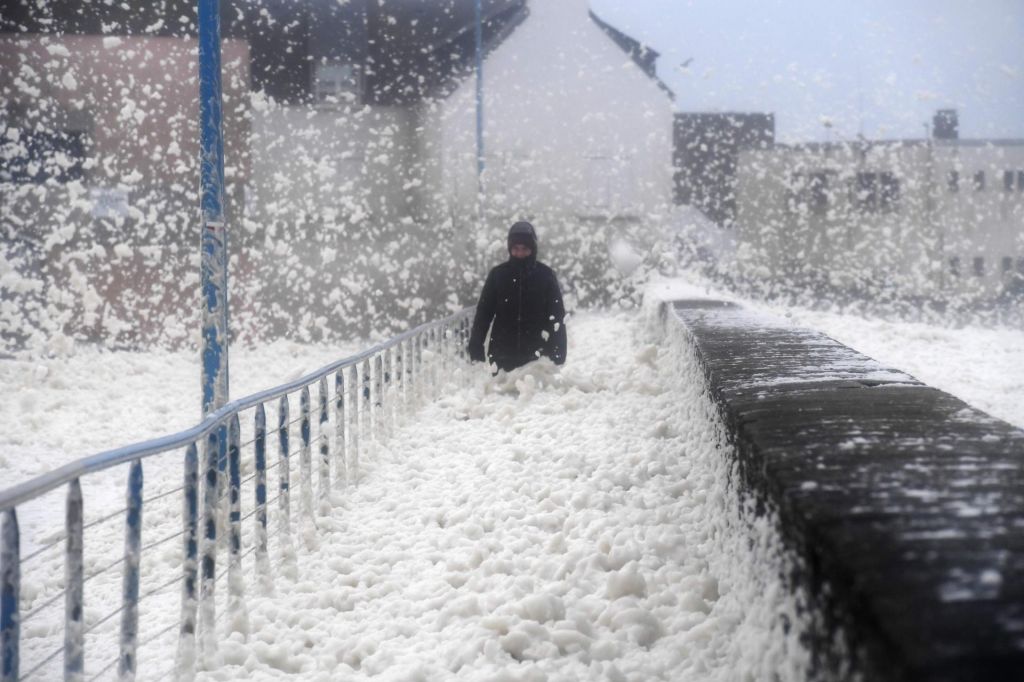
<box><xmin>733</xmin><ymin>135</ymin><xmax>1024</xmax><ymax>302</ymax></box>
<box><xmin>427</xmin><ymin>0</ymin><xmax>676</xmax><ymax>235</ymax></box>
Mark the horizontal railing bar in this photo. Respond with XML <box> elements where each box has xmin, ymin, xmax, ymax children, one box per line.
<box><xmin>138</xmin><ymin>574</ymin><xmax>181</xmax><ymax>604</ymax></box>
<box><xmin>0</xmin><ymin>308</ymin><xmax>472</xmax><ymax>511</ymax></box>
<box><xmin>20</xmin><ymin>643</ymin><xmax>62</xmax><ymax>680</ymax></box>
<box><xmin>83</xmin><ymin>555</ymin><xmax>126</xmax><ymax>586</ymax></box>
<box><xmin>21</xmin><ymin>587</ymin><xmax>64</xmax><ymax>623</ymax></box>
<box><xmin>19</xmin><ymin>536</ymin><xmax>63</xmax><ymax>565</ymax></box>
<box><xmin>83</xmin><ymin>505</ymin><xmax>131</xmax><ymax>532</ymax></box>
<box><xmin>143</xmin><ymin>483</ymin><xmax>186</xmax><ymax>506</ymax></box>
<box><xmin>139</xmin><ymin>528</ymin><xmax>186</xmax><ymax>555</ymax></box>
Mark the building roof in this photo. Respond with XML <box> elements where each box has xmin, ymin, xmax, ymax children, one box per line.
<box><xmin>0</xmin><ymin>0</ymin><xmax>528</xmax><ymax>106</ymax></box>
<box><xmin>587</xmin><ymin>9</ymin><xmax>674</xmax><ymax>101</ymax></box>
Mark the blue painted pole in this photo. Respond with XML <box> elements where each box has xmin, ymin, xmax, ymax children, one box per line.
<box><xmin>119</xmin><ymin>460</ymin><xmax>143</xmax><ymax>680</ymax></box>
<box><xmin>334</xmin><ymin>371</ymin><xmax>346</xmax><ymax>489</ymax></box>
<box><xmin>176</xmin><ymin>443</ymin><xmax>199</xmax><ymax>676</ymax></box>
<box><xmin>1</xmin><ymin>509</ymin><xmax>18</xmax><ymax>682</ymax></box>
<box><xmin>64</xmin><ymin>479</ymin><xmax>84</xmax><ymax>681</ymax></box>
<box><xmin>317</xmin><ymin>377</ymin><xmax>329</xmax><ymax>507</ymax></box>
<box><xmin>360</xmin><ymin>359</ymin><xmax>371</xmax><ymax>474</ymax></box>
<box><xmin>254</xmin><ymin>405</ymin><xmax>268</xmax><ymax>569</ymax></box>
<box><xmin>227</xmin><ymin>415</ymin><xmax>242</xmax><ymax>605</ymax></box>
<box><xmin>278</xmin><ymin>396</ymin><xmax>290</xmax><ymax>533</ymax></box>
<box><xmin>299</xmin><ymin>388</ymin><xmax>313</xmax><ymax>519</ymax></box>
<box><xmin>348</xmin><ymin>365</ymin><xmax>359</xmax><ymax>484</ymax></box>
<box><xmin>198</xmin><ymin>0</ymin><xmax>229</xmax><ymax>468</ymax></box>
<box><xmin>373</xmin><ymin>354</ymin><xmax>383</xmax><ymax>442</ymax></box>
<box><xmin>475</xmin><ymin>0</ymin><xmax>484</xmax><ymax>195</ymax></box>
<box><xmin>199</xmin><ymin>431</ymin><xmax>218</xmax><ymax>656</ymax></box>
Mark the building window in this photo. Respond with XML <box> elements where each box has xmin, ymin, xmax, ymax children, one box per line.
<box><xmin>1</xmin><ymin>103</ymin><xmax>90</xmax><ymax>184</ymax></box>
<box><xmin>949</xmin><ymin>256</ymin><xmax>961</xmax><ymax>277</ymax></box>
<box><xmin>973</xmin><ymin>257</ymin><xmax>985</xmax><ymax>277</ymax></box>
<box><xmin>1018</xmin><ymin>257</ymin><xmax>1024</xmax><ymax>275</ymax></box>
<box><xmin>854</xmin><ymin>171</ymin><xmax>900</xmax><ymax>213</ymax></box>
<box><xmin>973</xmin><ymin>171</ymin><xmax>986</xmax><ymax>191</ymax></box>
<box><xmin>787</xmin><ymin>171</ymin><xmax>833</xmax><ymax>216</ymax></box>
<box><xmin>1003</xmin><ymin>256</ymin><xmax>1013</xmax><ymax>273</ymax></box>
<box><xmin>947</xmin><ymin>170</ymin><xmax>959</xmax><ymax>192</ymax></box>
<box><xmin>1004</xmin><ymin>170</ymin><xmax>1015</xmax><ymax>191</ymax></box>
<box><xmin>314</xmin><ymin>61</ymin><xmax>362</xmax><ymax>104</ymax></box>
<box><xmin>1018</xmin><ymin>171</ymin><xmax>1024</xmax><ymax>192</ymax></box>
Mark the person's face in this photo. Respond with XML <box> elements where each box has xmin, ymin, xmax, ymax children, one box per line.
<box><xmin>510</xmin><ymin>243</ymin><xmax>532</xmax><ymax>259</ymax></box>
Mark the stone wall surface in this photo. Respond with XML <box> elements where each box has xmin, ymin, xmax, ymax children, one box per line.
<box><xmin>667</xmin><ymin>299</ymin><xmax>1024</xmax><ymax>681</ymax></box>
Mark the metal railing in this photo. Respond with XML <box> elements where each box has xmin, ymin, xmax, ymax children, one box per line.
<box><xmin>0</xmin><ymin>308</ymin><xmax>474</xmax><ymax>681</ymax></box>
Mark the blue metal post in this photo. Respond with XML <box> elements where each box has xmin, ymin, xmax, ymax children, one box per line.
<box><xmin>299</xmin><ymin>388</ymin><xmax>313</xmax><ymax>519</ymax></box>
<box><xmin>1</xmin><ymin>509</ymin><xmax>18</xmax><ymax>682</ymax></box>
<box><xmin>199</xmin><ymin>431</ymin><xmax>218</xmax><ymax>656</ymax></box>
<box><xmin>348</xmin><ymin>365</ymin><xmax>359</xmax><ymax>483</ymax></box>
<box><xmin>120</xmin><ymin>460</ymin><xmax>142</xmax><ymax>680</ymax></box>
<box><xmin>360</xmin><ymin>359</ymin><xmax>371</xmax><ymax>473</ymax></box>
<box><xmin>395</xmin><ymin>342</ymin><xmax>405</xmax><ymax>419</ymax></box>
<box><xmin>373</xmin><ymin>354</ymin><xmax>383</xmax><ymax>442</ymax></box>
<box><xmin>199</xmin><ymin>0</ymin><xmax>229</xmax><ymax>464</ymax></box>
<box><xmin>334</xmin><ymin>371</ymin><xmax>346</xmax><ymax>489</ymax></box>
<box><xmin>317</xmin><ymin>377</ymin><xmax>329</xmax><ymax>507</ymax></box>
<box><xmin>176</xmin><ymin>443</ymin><xmax>199</xmax><ymax>676</ymax></box>
<box><xmin>64</xmin><ymin>479</ymin><xmax>83</xmax><ymax>681</ymax></box>
<box><xmin>278</xmin><ymin>397</ymin><xmax>290</xmax><ymax>533</ymax></box>
<box><xmin>254</xmin><ymin>405</ymin><xmax>268</xmax><ymax>570</ymax></box>
<box><xmin>227</xmin><ymin>415</ymin><xmax>243</xmax><ymax>609</ymax></box>
<box><xmin>475</xmin><ymin>0</ymin><xmax>484</xmax><ymax>194</ymax></box>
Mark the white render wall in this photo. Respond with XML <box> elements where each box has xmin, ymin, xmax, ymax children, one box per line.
<box><xmin>427</xmin><ymin>0</ymin><xmax>674</xmax><ymax>224</ymax></box>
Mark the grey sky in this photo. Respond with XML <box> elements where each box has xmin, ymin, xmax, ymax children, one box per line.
<box><xmin>590</xmin><ymin>0</ymin><xmax>1024</xmax><ymax>142</ymax></box>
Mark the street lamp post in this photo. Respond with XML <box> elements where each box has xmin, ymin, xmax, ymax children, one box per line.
<box><xmin>475</xmin><ymin>0</ymin><xmax>484</xmax><ymax>197</ymax></box>
<box><xmin>198</xmin><ymin>0</ymin><xmax>229</xmax><ymax>463</ymax></box>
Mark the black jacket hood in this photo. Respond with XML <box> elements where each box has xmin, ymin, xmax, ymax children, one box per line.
<box><xmin>507</xmin><ymin>221</ymin><xmax>538</xmax><ymax>264</ymax></box>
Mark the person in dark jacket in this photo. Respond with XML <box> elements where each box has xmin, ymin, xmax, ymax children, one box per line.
<box><xmin>468</xmin><ymin>221</ymin><xmax>567</xmax><ymax>372</ymax></box>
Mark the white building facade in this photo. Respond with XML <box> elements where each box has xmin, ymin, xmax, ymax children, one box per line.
<box><xmin>427</xmin><ymin>0</ymin><xmax>675</xmax><ymax>235</ymax></box>
<box><xmin>733</xmin><ymin>139</ymin><xmax>1024</xmax><ymax>302</ymax></box>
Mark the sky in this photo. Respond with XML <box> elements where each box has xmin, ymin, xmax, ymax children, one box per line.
<box><xmin>590</xmin><ymin>0</ymin><xmax>1024</xmax><ymax>143</ymax></box>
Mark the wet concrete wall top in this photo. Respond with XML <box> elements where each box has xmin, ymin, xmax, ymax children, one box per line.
<box><xmin>669</xmin><ymin>299</ymin><xmax>1024</xmax><ymax>681</ymax></box>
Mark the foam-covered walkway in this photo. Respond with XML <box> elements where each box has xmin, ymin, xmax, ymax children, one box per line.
<box><xmin>197</xmin><ymin>310</ymin><xmax>805</xmax><ymax>681</ymax></box>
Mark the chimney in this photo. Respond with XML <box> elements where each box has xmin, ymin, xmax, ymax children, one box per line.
<box><xmin>933</xmin><ymin>109</ymin><xmax>958</xmax><ymax>140</ymax></box>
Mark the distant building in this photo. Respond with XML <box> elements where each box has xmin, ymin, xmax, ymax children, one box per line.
<box><xmin>673</xmin><ymin>112</ymin><xmax>775</xmax><ymax>227</ymax></box>
<box><xmin>733</xmin><ymin>111</ymin><xmax>1024</xmax><ymax>302</ymax></box>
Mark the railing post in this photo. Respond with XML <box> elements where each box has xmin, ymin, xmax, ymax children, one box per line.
<box><xmin>317</xmin><ymin>377</ymin><xmax>330</xmax><ymax>510</ymax></box>
<box><xmin>176</xmin><ymin>443</ymin><xmax>199</xmax><ymax>679</ymax></box>
<box><xmin>277</xmin><ymin>396</ymin><xmax>290</xmax><ymax>534</ymax></box>
<box><xmin>226</xmin><ymin>415</ymin><xmax>246</xmax><ymax>631</ymax></box>
<box><xmin>360</xmin><ymin>359</ymin><xmax>371</xmax><ymax>473</ymax></box>
<box><xmin>334</xmin><ymin>371</ymin><xmax>346</xmax><ymax>489</ymax></box>
<box><xmin>119</xmin><ymin>460</ymin><xmax>142</xmax><ymax>681</ymax></box>
<box><xmin>394</xmin><ymin>343</ymin><xmax>404</xmax><ymax>426</ymax></box>
<box><xmin>1</xmin><ymin>509</ymin><xmax>19</xmax><ymax>682</ymax></box>
<box><xmin>415</xmin><ymin>333</ymin><xmax>425</xmax><ymax>407</ymax></box>
<box><xmin>349</xmin><ymin>365</ymin><xmax>360</xmax><ymax>482</ymax></box>
<box><xmin>64</xmin><ymin>479</ymin><xmax>83</xmax><ymax>682</ymax></box>
<box><xmin>373</xmin><ymin>354</ymin><xmax>383</xmax><ymax>445</ymax></box>
<box><xmin>383</xmin><ymin>348</ymin><xmax>393</xmax><ymax>440</ymax></box>
<box><xmin>299</xmin><ymin>387</ymin><xmax>313</xmax><ymax>520</ymax></box>
<box><xmin>254</xmin><ymin>406</ymin><xmax>268</xmax><ymax>576</ymax></box>
<box><xmin>198</xmin><ymin>430</ymin><xmax>218</xmax><ymax>661</ymax></box>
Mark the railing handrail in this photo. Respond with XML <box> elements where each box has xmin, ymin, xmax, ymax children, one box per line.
<box><xmin>0</xmin><ymin>307</ymin><xmax>474</xmax><ymax>512</ymax></box>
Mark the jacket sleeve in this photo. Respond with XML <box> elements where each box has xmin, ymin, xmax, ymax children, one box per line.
<box><xmin>468</xmin><ymin>269</ymin><xmax>497</xmax><ymax>362</ymax></box>
<box><xmin>545</xmin><ymin>271</ymin><xmax>567</xmax><ymax>365</ymax></box>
